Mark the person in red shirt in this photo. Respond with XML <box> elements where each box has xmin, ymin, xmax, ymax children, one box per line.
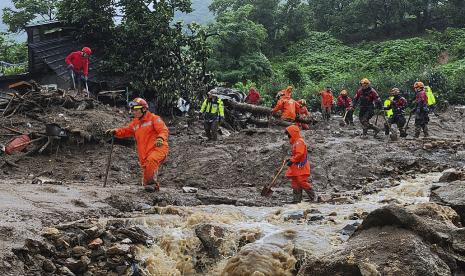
<box><xmin>296</xmin><ymin>99</ymin><xmax>310</xmax><ymax>130</ymax></box>
<box><xmin>319</xmin><ymin>87</ymin><xmax>334</xmax><ymax>121</ymax></box>
<box><xmin>106</xmin><ymin>98</ymin><xmax>169</xmax><ymax>192</ymax></box>
<box><xmin>285</xmin><ymin>125</ymin><xmax>315</xmax><ymax>203</ymax></box>
<box><xmin>336</xmin><ymin>90</ymin><xmax>354</xmax><ymax>125</ymax></box>
<box><xmin>65</xmin><ymin>47</ymin><xmax>92</xmax><ymax>95</ymax></box>
<box><xmin>413</xmin><ymin>81</ymin><xmax>430</xmax><ymax>138</ymax></box>
<box><xmin>245</xmin><ymin>87</ymin><xmax>260</xmax><ymax>105</ymax></box>
<box><xmin>272</xmin><ymin>86</ymin><xmax>297</xmax><ymax>121</ymax></box>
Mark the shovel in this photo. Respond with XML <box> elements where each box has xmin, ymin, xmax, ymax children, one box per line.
<box><xmin>261</xmin><ymin>159</ymin><xmax>287</xmax><ymax>197</ymax></box>
<box><xmin>103</xmin><ymin>136</ymin><xmax>115</xmax><ymax>187</ymax></box>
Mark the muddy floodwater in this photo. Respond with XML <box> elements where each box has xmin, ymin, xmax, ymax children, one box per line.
<box><xmin>118</xmin><ymin>173</ymin><xmax>440</xmax><ymax>275</ymax></box>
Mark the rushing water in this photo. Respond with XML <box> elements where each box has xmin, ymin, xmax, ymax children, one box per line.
<box><xmin>122</xmin><ymin>172</ymin><xmax>441</xmax><ymax>275</ymax></box>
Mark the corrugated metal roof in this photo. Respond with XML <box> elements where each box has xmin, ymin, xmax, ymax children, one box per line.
<box><xmin>29</xmin><ymin>37</ymin><xmax>101</xmax><ymax>83</ymax></box>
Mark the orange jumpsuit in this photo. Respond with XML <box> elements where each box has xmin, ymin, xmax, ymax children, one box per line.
<box><xmin>272</xmin><ymin>87</ymin><xmax>297</xmax><ymax>121</ymax></box>
<box><xmin>115</xmin><ymin>111</ymin><xmax>169</xmax><ymax>185</ymax></box>
<box><xmin>296</xmin><ymin>103</ymin><xmax>310</xmax><ymax>130</ymax></box>
<box><xmin>285</xmin><ymin>125</ymin><xmax>311</xmax><ymax>191</ymax></box>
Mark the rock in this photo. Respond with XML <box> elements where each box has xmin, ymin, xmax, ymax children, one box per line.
<box><xmin>340</xmin><ymin>222</ymin><xmax>360</xmax><ymax>236</ymax></box>
<box><xmin>106</xmin><ymin>244</ymin><xmax>130</xmax><ymax>255</ymax></box>
<box><xmin>65</xmin><ymin>257</ymin><xmax>87</xmax><ymax>273</ymax></box>
<box><xmin>195</xmin><ymin>223</ymin><xmax>230</xmax><ymax>258</ymax></box>
<box><xmin>317</xmin><ymin>194</ymin><xmax>331</xmax><ymax>203</ymax></box>
<box><xmin>423</xmin><ymin>143</ymin><xmax>433</xmax><ymax>150</ymax></box>
<box><xmin>451</xmin><ymin>228</ymin><xmax>465</xmax><ymax>253</ymax></box>
<box><xmin>283</xmin><ymin>210</ymin><xmax>305</xmax><ymax>221</ymax></box>
<box><xmin>308</xmin><ymin>215</ymin><xmax>324</xmax><ymax>222</ymax></box>
<box><xmin>438</xmin><ymin>168</ymin><xmax>463</xmax><ymax>183</ymax></box>
<box><xmin>115</xmin><ymin>226</ymin><xmax>152</xmax><ymax>244</ymax></box>
<box><xmin>41</xmin><ymin>227</ymin><xmax>60</xmax><ymax>239</ymax></box>
<box><xmin>298</xmin><ymin>204</ymin><xmax>460</xmax><ymax>276</ymax></box>
<box><xmin>88</xmin><ymin>238</ymin><xmax>103</xmax><ymax>249</ymax></box>
<box><xmin>430</xmin><ymin>180</ymin><xmax>465</xmax><ymax>225</ymax></box>
<box><xmin>84</xmin><ymin>226</ymin><xmax>102</xmax><ymax>239</ymax></box>
<box><xmin>182</xmin><ymin>186</ymin><xmax>198</xmax><ymax>193</ymax></box>
<box><xmin>42</xmin><ymin>259</ymin><xmax>56</xmax><ymax>273</ymax></box>
<box><xmin>328</xmin><ymin>212</ymin><xmax>337</xmax><ymax>216</ymax></box>
<box><xmin>119</xmin><ymin>238</ymin><xmax>131</xmax><ymax>244</ymax></box>
<box><xmin>60</xmin><ymin>266</ymin><xmax>76</xmax><ymax>276</ymax></box>
<box><xmin>72</xmin><ymin>246</ymin><xmax>89</xmax><ymax>257</ymax></box>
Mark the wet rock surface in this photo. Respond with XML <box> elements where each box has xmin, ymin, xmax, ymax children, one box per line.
<box><xmin>12</xmin><ymin>220</ymin><xmax>149</xmax><ymax>276</ymax></box>
<box><xmin>298</xmin><ymin>203</ymin><xmax>465</xmax><ymax>276</ymax></box>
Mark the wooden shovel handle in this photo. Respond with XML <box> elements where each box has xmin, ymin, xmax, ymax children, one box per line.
<box><xmin>268</xmin><ymin>159</ymin><xmax>287</xmax><ymax>188</ymax></box>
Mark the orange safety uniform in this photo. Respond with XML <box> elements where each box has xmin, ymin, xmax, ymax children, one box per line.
<box><xmin>272</xmin><ymin>87</ymin><xmax>297</xmax><ymax>121</ymax></box>
<box><xmin>285</xmin><ymin>125</ymin><xmax>311</xmax><ymax>190</ymax></box>
<box><xmin>296</xmin><ymin>101</ymin><xmax>310</xmax><ymax>130</ymax></box>
<box><xmin>114</xmin><ymin>111</ymin><xmax>169</xmax><ymax>185</ymax></box>
<box><xmin>320</xmin><ymin>90</ymin><xmax>334</xmax><ymax>107</ymax></box>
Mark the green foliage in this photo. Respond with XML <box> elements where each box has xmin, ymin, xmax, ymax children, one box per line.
<box><xmin>207</xmin><ymin>4</ymin><xmax>271</xmax><ymax>84</ymax></box>
<box><xmin>57</xmin><ymin>0</ymin><xmax>115</xmax><ymax>50</ymax></box>
<box><xmin>2</xmin><ymin>0</ymin><xmax>59</xmax><ymax>33</ymax></box>
<box><xmin>0</xmin><ymin>34</ymin><xmax>27</xmax><ymax>75</ymax></box>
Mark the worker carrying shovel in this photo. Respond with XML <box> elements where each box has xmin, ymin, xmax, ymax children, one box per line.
<box><xmin>285</xmin><ymin>125</ymin><xmax>316</xmax><ymax>203</ymax></box>
<box><xmin>65</xmin><ymin>47</ymin><xmax>92</xmax><ymax>96</ymax></box>
<box><xmin>106</xmin><ymin>97</ymin><xmax>169</xmax><ymax>192</ymax></box>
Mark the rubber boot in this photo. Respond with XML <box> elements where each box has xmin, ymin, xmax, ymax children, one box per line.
<box><xmin>384</xmin><ymin>123</ymin><xmax>390</xmax><ymax>135</ymax></box>
<box><xmin>423</xmin><ymin>125</ymin><xmax>429</xmax><ymax>137</ymax></box>
<box><xmin>304</xmin><ymin>188</ymin><xmax>316</xmax><ymax>202</ymax></box>
<box><xmin>371</xmin><ymin>125</ymin><xmax>380</xmax><ymax>138</ymax></box>
<box><xmin>399</xmin><ymin>128</ymin><xmax>407</xmax><ymax>137</ymax></box>
<box><xmin>414</xmin><ymin>126</ymin><xmax>421</xmax><ymax>138</ymax></box>
<box><xmin>292</xmin><ymin>189</ymin><xmax>303</xmax><ymax>203</ymax></box>
<box><xmin>362</xmin><ymin>127</ymin><xmax>368</xmax><ymax>137</ymax></box>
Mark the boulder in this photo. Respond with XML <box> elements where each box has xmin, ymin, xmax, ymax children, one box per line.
<box><xmin>438</xmin><ymin>168</ymin><xmax>463</xmax><ymax>183</ymax></box>
<box><xmin>431</xmin><ymin>180</ymin><xmax>465</xmax><ymax>225</ymax></box>
<box><xmin>298</xmin><ymin>204</ymin><xmax>465</xmax><ymax>276</ymax></box>
<box><xmin>106</xmin><ymin>244</ymin><xmax>130</xmax><ymax>256</ymax></box>
<box><xmin>195</xmin><ymin>223</ymin><xmax>231</xmax><ymax>258</ymax></box>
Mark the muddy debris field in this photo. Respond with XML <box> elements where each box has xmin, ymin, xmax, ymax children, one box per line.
<box><xmin>1</xmin><ymin>87</ymin><xmax>465</xmax><ymax>275</ymax></box>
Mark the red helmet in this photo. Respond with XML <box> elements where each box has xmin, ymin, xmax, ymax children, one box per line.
<box><xmin>413</xmin><ymin>81</ymin><xmax>424</xmax><ymax>89</ymax></box>
<box><xmin>82</xmin><ymin>47</ymin><xmax>92</xmax><ymax>56</ymax></box>
<box><xmin>129</xmin><ymin>97</ymin><xmax>148</xmax><ymax>109</ymax></box>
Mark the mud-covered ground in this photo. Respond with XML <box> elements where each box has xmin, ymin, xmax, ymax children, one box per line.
<box><xmin>1</xmin><ymin>100</ymin><xmax>465</xmax><ymax>275</ymax></box>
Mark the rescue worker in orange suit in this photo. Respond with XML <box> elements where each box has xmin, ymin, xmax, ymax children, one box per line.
<box><xmin>272</xmin><ymin>86</ymin><xmax>297</xmax><ymax>121</ymax></box>
<box><xmin>353</xmin><ymin>78</ymin><xmax>382</xmax><ymax>137</ymax></box>
<box><xmin>319</xmin><ymin>87</ymin><xmax>334</xmax><ymax>121</ymax></box>
<box><xmin>106</xmin><ymin>98</ymin><xmax>169</xmax><ymax>192</ymax></box>
<box><xmin>336</xmin><ymin>90</ymin><xmax>354</xmax><ymax>125</ymax></box>
<box><xmin>245</xmin><ymin>87</ymin><xmax>261</xmax><ymax>105</ymax></box>
<box><xmin>285</xmin><ymin>125</ymin><xmax>316</xmax><ymax>203</ymax></box>
<box><xmin>65</xmin><ymin>47</ymin><xmax>92</xmax><ymax>95</ymax></box>
<box><xmin>413</xmin><ymin>81</ymin><xmax>430</xmax><ymax>138</ymax></box>
<box><xmin>296</xmin><ymin>99</ymin><xmax>310</xmax><ymax>130</ymax></box>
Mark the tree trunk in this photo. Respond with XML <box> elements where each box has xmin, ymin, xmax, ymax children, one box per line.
<box><xmin>225</xmin><ymin>101</ymin><xmax>315</xmax><ymax>124</ymax></box>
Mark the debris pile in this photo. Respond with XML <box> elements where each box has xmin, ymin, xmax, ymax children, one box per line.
<box><xmin>12</xmin><ymin>219</ymin><xmax>153</xmax><ymax>275</ymax></box>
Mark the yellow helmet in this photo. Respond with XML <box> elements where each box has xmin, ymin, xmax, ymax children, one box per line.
<box><xmin>340</xmin><ymin>89</ymin><xmax>348</xmax><ymax>96</ymax></box>
<box><xmin>390</xmin><ymin>88</ymin><xmax>400</xmax><ymax>96</ymax></box>
<box><xmin>413</xmin><ymin>81</ymin><xmax>424</xmax><ymax>89</ymax></box>
<box><xmin>298</xmin><ymin>99</ymin><xmax>307</xmax><ymax>106</ymax></box>
<box><xmin>360</xmin><ymin>78</ymin><xmax>370</xmax><ymax>85</ymax></box>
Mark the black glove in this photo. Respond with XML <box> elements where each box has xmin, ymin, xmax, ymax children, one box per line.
<box><xmin>198</xmin><ymin>113</ymin><xmax>203</xmax><ymax>120</ymax></box>
<box><xmin>286</xmin><ymin>159</ymin><xmax>293</xmax><ymax>166</ymax></box>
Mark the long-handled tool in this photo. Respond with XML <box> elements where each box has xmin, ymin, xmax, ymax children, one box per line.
<box><xmin>70</xmin><ymin>70</ymin><xmax>76</xmax><ymax>90</ymax></box>
<box><xmin>382</xmin><ymin>114</ymin><xmax>398</xmax><ymax>141</ymax></box>
<box><xmin>405</xmin><ymin>110</ymin><xmax>414</xmax><ymax>131</ymax></box>
<box><xmin>103</xmin><ymin>136</ymin><xmax>115</xmax><ymax>187</ymax></box>
<box><xmin>85</xmin><ymin>80</ymin><xmax>90</xmax><ymax>98</ymax></box>
<box><xmin>261</xmin><ymin>159</ymin><xmax>287</xmax><ymax>197</ymax></box>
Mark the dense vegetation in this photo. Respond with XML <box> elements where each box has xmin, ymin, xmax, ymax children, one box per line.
<box><xmin>1</xmin><ymin>0</ymin><xmax>464</xmax><ymax>109</ymax></box>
